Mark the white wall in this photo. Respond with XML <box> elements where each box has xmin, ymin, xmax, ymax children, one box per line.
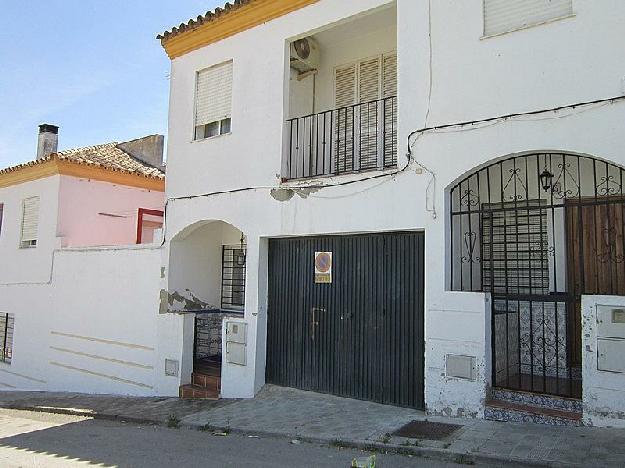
<box><xmin>163</xmin><ymin>0</ymin><xmax>625</xmax><ymax>416</ymax></box>
<box><xmin>0</xmin><ymin>176</ymin><xmax>62</xmax><ymax>284</ymax></box>
<box><xmin>0</xmin><ymin>245</ymin><xmax>173</xmax><ymax>396</ymax></box>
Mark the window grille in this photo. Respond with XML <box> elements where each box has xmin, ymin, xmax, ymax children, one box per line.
<box><xmin>221</xmin><ymin>245</ymin><xmax>246</xmax><ymax>310</ymax></box>
<box><xmin>0</xmin><ymin>313</ymin><xmax>14</xmax><ymax>364</ymax></box>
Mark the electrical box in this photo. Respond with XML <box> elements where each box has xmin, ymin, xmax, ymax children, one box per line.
<box><xmin>226</xmin><ymin>321</ymin><xmax>247</xmax><ymax>344</ymax></box>
<box><xmin>597</xmin><ymin>305</ymin><xmax>625</xmax><ymax>373</ymax></box>
<box><xmin>445</xmin><ymin>354</ymin><xmax>477</xmax><ymax>381</ymax></box>
<box><xmin>597</xmin><ymin>306</ymin><xmax>625</xmax><ymax>339</ymax></box>
<box><xmin>226</xmin><ymin>342</ymin><xmax>246</xmax><ymax>366</ymax></box>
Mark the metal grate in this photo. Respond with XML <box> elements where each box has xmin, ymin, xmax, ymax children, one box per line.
<box><xmin>221</xmin><ymin>245</ymin><xmax>246</xmax><ymax>310</ymax></box>
<box><xmin>0</xmin><ymin>313</ymin><xmax>14</xmax><ymax>364</ymax></box>
<box><xmin>392</xmin><ymin>420</ymin><xmax>462</xmax><ymax>440</ymax></box>
<box><xmin>449</xmin><ymin>152</ymin><xmax>625</xmax><ymax>398</ymax></box>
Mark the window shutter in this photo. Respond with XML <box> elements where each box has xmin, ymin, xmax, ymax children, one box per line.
<box><xmin>335</xmin><ymin>64</ymin><xmax>356</xmax><ymax>108</ymax></box>
<box><xmin>195</xmin><ymin>61</ymin><xmax>233</xmax><ymax>126</ymax></box>
<box><xmin>382</xmin><ymin>53</ymin><xmax>397</xmax><ymax>98</ymax></box>
<box><xmin>21</xmin><ymin>197</ymin><xmax>39</xmax><ymax>243</ymax></box>
<box><xmin>484</xmin><ymin>0</ymin><xmax>573</xmax><ymax>36</ymax></box>
<box><xmin>358</xmin><ymin>57</ymin><xmax>381</xmax><ymax>103</ymax></box>
<box><xmin>0</xmin><ymin>203</ymin><xmax>3</xmax><ymax>235</ymax></box>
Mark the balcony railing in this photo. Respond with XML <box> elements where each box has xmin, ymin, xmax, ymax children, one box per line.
<box><xmin>285</xmin><ymin>96</ymin><xmax>397</xmax><ymax>180</ymax></box>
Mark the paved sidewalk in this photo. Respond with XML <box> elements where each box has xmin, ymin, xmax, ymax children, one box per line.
<box><xmin>2</xmin><ymin>385</ymin><xmax>625</xmax><ymax>467</ymax></box>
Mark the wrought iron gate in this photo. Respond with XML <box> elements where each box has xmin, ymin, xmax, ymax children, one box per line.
<box><xmin>266</xmin><ymin>232</ymin><xmax>425</xmax><ymax>409</ymax></box>
<box><xmin>450</xmin><ymin>153</ymin><xmax>625</xmax><ymax>398</ymax></box>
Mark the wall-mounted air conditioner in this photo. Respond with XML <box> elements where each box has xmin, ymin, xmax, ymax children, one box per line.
<box><xmin>290</xmin><ymin>37</ymin><xmax>320</xmax><ymax>73</ymax></box>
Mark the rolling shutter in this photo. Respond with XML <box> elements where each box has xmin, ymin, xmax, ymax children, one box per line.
<box><xmin>20</xmin><ymin>196</ymin><xmax>39</xmax><ymax>244</ymax></box>
<box><xmin>484</xmin><ymin>0</ymin><xmax>573</xmax><ymax>36</ymax></box>
<box><xmin>195</xmin><ymin>61</ymin><xmax>233</xmax><ymax>126</ymax></box>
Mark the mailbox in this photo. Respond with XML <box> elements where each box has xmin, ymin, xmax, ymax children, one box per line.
<box><xmin>597</xmin><ymin>305</ymin><xmax>625</xmax><ymax>373</ymax></box>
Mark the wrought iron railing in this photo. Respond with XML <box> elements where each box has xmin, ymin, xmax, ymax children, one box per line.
<box><xmin>285</xmin><ymin>96</ymin><xmax>397</xmax><ymax>180</ymax></box>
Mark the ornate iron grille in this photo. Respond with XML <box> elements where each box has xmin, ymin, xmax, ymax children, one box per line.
<box><xmin>449</xmin><ymin>153</ymin><xmax>625</xmax><ymax>398</ymax></box>
<box><xmin>221</xmin><ymin>245</ymin><xmax>246</xmax><ymax>310</ymax></box>
<box><xmin>285</xmin><ymin>96</ymin><xmax>397</xmax><ymax>180</ymax></box>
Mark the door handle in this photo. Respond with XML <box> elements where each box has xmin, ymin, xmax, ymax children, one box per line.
<box><xmin>311</xmin><ymin>307</ymin><xmax>325</xmax><ymax>341</ymax></box>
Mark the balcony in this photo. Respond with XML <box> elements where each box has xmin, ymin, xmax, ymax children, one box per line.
<box><xmin>283</xmin><ymin>4</ymin><xmax>397</xmax><ymax>181</ymax></box>
<box><xmin>285</xmin><ymin>96</ymin><xmax>397</xmax><ymax>180</ymax></box>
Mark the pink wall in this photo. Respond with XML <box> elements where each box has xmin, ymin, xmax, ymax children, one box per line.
<box><xmin>57</xmin><ymin>175</ymin><xmax>165</xmax><ymax>247</ymax></box>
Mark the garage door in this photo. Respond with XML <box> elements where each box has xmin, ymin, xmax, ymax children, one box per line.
<box><xmin>266</xmin><ymin>232</ymin><xmax>424</xmax><ymax>409</ymax></box>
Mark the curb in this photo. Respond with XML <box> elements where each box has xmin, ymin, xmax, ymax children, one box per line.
<box><xmin>1</xmin><ymin>404</ymin><xmax>573</xmax><ymax>467</ymax></box>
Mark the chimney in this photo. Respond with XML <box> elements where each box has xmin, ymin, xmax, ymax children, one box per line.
<box><xmin>116</xmin><ymin>135</ymin><xmax>165</xmax><ymax>171</ymax></box>
<box><xmin>37</xmin><ymin>124</ymin><xmax>59</xmax><ymax>160</ymax></box>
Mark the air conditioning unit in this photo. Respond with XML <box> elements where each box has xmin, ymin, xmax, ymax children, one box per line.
<box><xmin>290</xmin><ymin>37</ymin><xmax>320</xmax><ymax>73</ymax></box>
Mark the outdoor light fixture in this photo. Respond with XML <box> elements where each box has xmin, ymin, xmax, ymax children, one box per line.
<box><xmin>539</xmin><ymin>168</ymin><xmax>554</xmax><ymax>192</ymax></box>
<box><xmin>236</xmin><ymin>233</ymin><xmax>246</xmax><ymax>266</ymax></box>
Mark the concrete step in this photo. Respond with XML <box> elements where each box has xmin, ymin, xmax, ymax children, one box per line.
<box><xmin>490</xmin><ymin>388</ymin><xmax>582</xmax><ymax>413</ymax></box>
<box><xmin>179</xmin><ymin>384</ymin><xmax>219</xmax><ymax>400</ymax></box>
<box><xmin>192</xmin><ymin>372</ymin><xmax>220</xmax><ymax>391</ymax></box>
<box><xmin>485</xmin><ymin>398</ymin><xmax>582</xmax><ymax>426</ymax></box>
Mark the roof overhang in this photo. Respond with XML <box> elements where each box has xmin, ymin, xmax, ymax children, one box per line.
<box><xmin>0</xmin><ymin>157</ymin><xmax>165</xmax><ymax>191</ymax></box>
<box><xmin>159</xmin><ymin>0</ymin><xmax>319</xmax><ymax>59</ymax></box>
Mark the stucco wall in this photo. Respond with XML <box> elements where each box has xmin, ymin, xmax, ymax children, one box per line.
<box><xmin>58</xmin><ymin>175</ymin><xmax>164</xmax><ymax>248</ymax></box>
<box><xmin>0</xmin><ymin>245</ymin><xmax>172</xmax><ymax>396</ymax></box>
<box><xmin>0</xmin><ymin>176</ymin><xmax>62</xmax><ymax>284</ymax></box>
<box><xmin>163</xmin><ymin>0</ymin><xmax>625</xmax><ymax>416</ymax></box>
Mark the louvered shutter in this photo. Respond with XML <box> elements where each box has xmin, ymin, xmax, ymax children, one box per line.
<box><xmin>358</xmin><ymin>57</ymin><xmax>381</xmax><ymax>170</ymax></box>
<box><xmin>382</xmin><ymin>53</ymin><xmax>397</xmax><ymax>168</ymax></box>
<box><xmin>20</xmin><ymin>196</ymin><xmax>39</xmax><ymax>244</ymax></box>
<box><xmin>335</xmin><ymin>64</ymin><xmax>357</xmax><ymax>172</ymax></box>
<box><xmin>195</xmin><ymin>61</ymin><xmax>233</xmax><ymax>127</ymax></box>
<box><xmin>484</xmin><ymin>0</ymin><xmax>573</xmax><ymax>36</ymax></box>
<box><xmin>0</xmin><ymin>203</ymin><xmax>3</xmax><ymax>235</ymax></box>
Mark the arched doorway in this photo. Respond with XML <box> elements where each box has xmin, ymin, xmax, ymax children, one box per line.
<box><xmin>449</xmin><ymin>152</ymin><xmax>624</xmax><ymax>399</ymax></box>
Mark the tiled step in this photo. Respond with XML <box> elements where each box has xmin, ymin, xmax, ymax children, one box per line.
<box><xmin>490</xmin><ymin>388</ymin><xmax>582</xmax><ymax>413</ymax></box>
<box><xmin>485</xmin><ymin>399</ymin><xmax>582</xmax><ymax>426</ymax></box>
<box><xmin>179</xmin><ymin>384</ymin><xmax>219</xmax><ymax>400</ymax></box>
<box><xmin>192</xmin><ymin>372</ymin><xmax>220</xmax><ymax>392</ymax></box>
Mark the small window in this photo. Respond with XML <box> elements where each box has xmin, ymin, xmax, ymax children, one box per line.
<box><xmin>483</xmin><ymin>0</ymin><xmax>573</xmax><ymax>36</ymax></box>
<box><xmin>0</xmin><ymin>203</ymin><xmax>4</xmax><ymax>236</ymax></box>
<box><xmin>194</xmin><ymin>61</ymin><xmax>233</xmax><ymax>141</ymax></box>
<box><xmin>0</xmin><ymin>313</ymin><xmax>14</xmax><ymax>364</ymax></box>
<box><xmin>20</xmin><ymin>196</ymin><xmax>39</xmax><ymax>248</ymax></box>
<box><xmin>221</xmin><ymin>244</ymin><xmax>246</xmax><ymax>310</ymax></box>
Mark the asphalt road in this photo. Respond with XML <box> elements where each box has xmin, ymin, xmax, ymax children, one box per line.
<box><xmin>0</xmin><ymin>408</ymin><xmax>512</xmax><ymax>467</ymax></box>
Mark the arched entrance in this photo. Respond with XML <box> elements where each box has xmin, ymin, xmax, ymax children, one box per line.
<box><xmin>449</xmin><ymin>152</ymin><xmax>625</xmax><ymax>398</ymax></box>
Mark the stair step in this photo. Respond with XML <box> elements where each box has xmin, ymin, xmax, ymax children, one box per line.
<box><xmin>179</xmin><ymin>384</ymin><xmax>219</xmax><ymax>400</ymax></box>
<box><xmin>490</xmin><ymin>388</ymin><xmax>582</xmax><ymax>413</ymax></box>
<box><xmin>485</xmin><ymin>399</ymin><xmax>582</xmax><ymax>426</ymax></box>
<box><xmin>192</xmin><ymin>372</ymin><xmax>220</xmax><ymax>391</ymax></box>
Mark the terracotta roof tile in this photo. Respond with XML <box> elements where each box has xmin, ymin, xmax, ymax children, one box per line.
<box><xmin>0</xmin><ymin>140</ymin><xmax>165</xmax><ymax>180</ymax></box>
<box><xmin>157</xmin><ymin>0</ymin><xmax>251</xmax><ymax>41</ymax></box>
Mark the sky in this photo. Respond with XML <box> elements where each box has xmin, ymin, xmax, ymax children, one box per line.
<box><xmin>0</xmin><ymin>0</ymin><xmax>223</xmax><ymax>168</ymax></box>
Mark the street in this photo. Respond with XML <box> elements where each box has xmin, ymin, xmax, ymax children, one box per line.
<box><xmin>0</xmin><ymin>409</ymin><xmax>513</xmax><ymax>467</ymax></box>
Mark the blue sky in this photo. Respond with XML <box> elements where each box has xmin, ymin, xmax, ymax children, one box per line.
<box><xmin>0</xmin><ymin>0</ymin><xmax>222</xmax><ymax>168</ymax></box>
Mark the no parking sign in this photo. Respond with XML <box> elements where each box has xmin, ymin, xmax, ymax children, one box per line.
<box><xmin>314</xmin><ymin>251</ymin><xmax>332</xmax><ymax>284</ymax></box>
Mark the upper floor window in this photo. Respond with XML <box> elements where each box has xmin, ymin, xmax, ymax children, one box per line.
<box><xmin>483</xmin><ymin>0</ymin><xmax>573</xmax><ymax>36</ymax></box>
<box><xmin>194</xmin><ymin>61</ymin><xmax>233</xmax><ymax>140</ymax></box>
<box><xmin>0</xmin><ymin>313</ymin><xmax>14</xmax><ymax>364</ymax></box>
<box><xmin>0</xmin><ymin>203</ymin><xmax>4</xmax><ymax>236</ymax></box>
<box><xmin>20</xmin><ymin>196</ymin><xmax>39</xmax><ymax>248</ymax></box>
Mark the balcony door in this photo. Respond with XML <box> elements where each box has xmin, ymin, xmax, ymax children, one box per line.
<box><xmin>334</xmin><ymin>52</ymin><xmax>397</xmax><ymax>173</ymax></box>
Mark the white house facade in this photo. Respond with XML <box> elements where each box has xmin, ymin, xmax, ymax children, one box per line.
<box><xmin>157</xmin><ymin>0</ymin><xmax>625</xmax><ymax>426</ymax></box>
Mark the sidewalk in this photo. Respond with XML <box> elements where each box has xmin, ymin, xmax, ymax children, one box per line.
<box><xmin>2</xmin><ymin>385</ymin><xmax>625</xmax><ymax>467</ymax></box>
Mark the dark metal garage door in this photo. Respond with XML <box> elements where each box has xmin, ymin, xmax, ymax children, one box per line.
<box><xmin>266</xmin><ymin>231</ymin><xmax>425</xmax><ymax>409</ymax></box>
